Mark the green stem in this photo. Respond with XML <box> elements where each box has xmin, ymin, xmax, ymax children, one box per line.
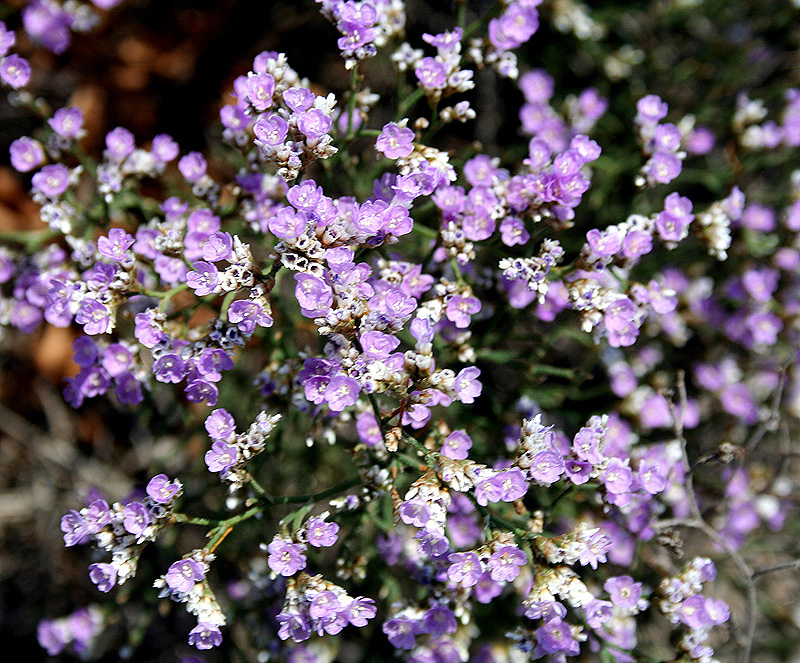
<box><xmin>248</xmin><ymin>474</ymin><xmax>272</xmax><ymax>503</ymax></box>
<box><xmin>205</xmin><ymin>504</ymin><xmax>264</xmax><ymax>551</ymax></box>
<box><xmin>396</xmin><ymin>88</ymin><xmax>425</xmax><ymax>120</ymax></box>
<box><xmin>272</xmin><ymin>475</ymin><xmax>362</xmax><ymax>506</ymax></box>
<box><xmin>155</xmin><ymin>283</ymin><xmax>190</xmax><ymax>311</ymax></box>
<box><xmin>172</xmin><ymin>513</ymin><xmax>215</xmax><ymax>527</ymax></box>
<box><xmin>346</xmin><ymin>64</ymin><xmax>360</xmax><ymax>141</ymax></box>
<box><xmin>0</xmin><ymin>228</ymin><xmax>59</xmax><ymax>249</ymax></box>
<box><xmin>220</xmin><ymin>290</ymin><xmax>237</xmax><ymax>321</ymax></box>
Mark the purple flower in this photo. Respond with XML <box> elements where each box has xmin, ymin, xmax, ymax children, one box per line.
<box><xmin>37</xmin><ymin>619</ymin><xmax>67</xmax><ymax>656</ymax></box>
<box><xmin>88</xmin><ymin>562</ymin><xmax>117</xmax><ymax>593</ymax></box>
<box><xmin>445</xmin><ymin>295</ymin><xmax>481</xmax><ymax>329</ymax></box>
<box><xmin>146</xmin><ymin>474</ymin><xmax>182</xmax><ymax>504</ymax></box>
<box><xmin>704</xmin><ymin>597</ymin><xmax>730</xmax><ymax>625</ymax></box>
<box><xmin>603</xmin><ymin>458</ymin><xmax>633</xmax><ymax>495</ymax></box>
<box><xmin>356</xmin><ymin>411</ymin><xmax>382</xmax><ymax>447</ymax></box>
<box><xmin>447</xmin><ymin>551</ymin><xmax>483</xmax><ymax>587</ymax></box>
<box><xmin>337</xmin><ymin>23</ymin><xmax>378</xmax><ymax>55</ymax></box>
<box><xmin>49</xmin><ymin>106</ymin><xmax>84</xmax><ymax>139</ymax></box>
<box><xmin>283</xmin><ymin>87</ymin><xmax>314</xmax><ymax>112</ymax></box>
<box><xmin>525</xmin><ymin>600</ymin><xmax>567</xmax><ymax>622</ymax></box>
<box><xmin>197</xmin><ymin>348</ymin><xmax>234</xmax><ymax>382</ymax></box>
<box><xmin>32</xmin><ymin>163</ymin><xmax>70</xmax><ymax>198</ymax></box>
<box><xmin>360</xmin><ymin>330</ymin><xmax>400</xmax><ymax>358</ymax></box>
<box><xmin>122</xmin><ymin>502</ymin><xmax>153</xmax><ymax>536</ymax></box>
<box><xmin>604</xmin><ymin>297</ymin><xmax>639</xmax><ymax>347</ymax></box>
<box><xmin>135</xmin><ymin>310</ymin><xmax>166</xmax><ymax>348</ymax></box>
<box><xmin>475</xmin><ymin>475</ymin><xmax>504</xmax><ymax>506</ymax></box>
<box><xmin>75</xmin><ymin>299</ymin><xmax>112</xmax><ymax>336</ymax></box>
<box><xmin>679</xmin><ymin>594</ymin><xmax>712</xmax><ymax>629</ymax></box>
<box><xmin>398</xmin><ymin>499</ymin><xmax>431</xmax><ymax>528</ymax></box>
<box><xmin>535</xmin><ymin>617</ymin><xmax>579</xmax><ymax>655</ymax></box>
<box><xmin>622</xmin><ymin>230</ymin><xmax>653</xmax><ymax>260</ymax></box>
<box><xmin>153</xmin><ymin>354</ymin><xmax>186</xmax><ymax>383</ymax></box>
<box><xmin>309</xmin><ymin>590</ymin><xmax>341</xmax><ymax>620</ymax></box>
<box><xmin>324</xmin><ymin>375</ymin><xmax>360</xmax><ymax>412</ymax></box>
<box><xmin>115</xmin><ymin>372</ymin><xmax>144</xmax><ymax>405</ymax></box>
<box><xmin>205</xmin><ymin>408</ymin><xmax>236</xmax><ymax>440</ymax></box>
<box><xmin>638</xmin><ymin>459</ymin><xmax>667</xmax><ymax>494</ymax></box>
<box><xmin>636</xmin><ymin>95</ymin><xmax>669</xmax><ymax>124</ymax></box>
<box><xmin>287</xmin><ymin>180</ymin><xmax>321</xmax><ymax>211</ymax></box>
<box><xmin>294</xmin><ymin>273</ymin><xmax>333</xmax><ymax>317</ymax></box>
<box><xmin>347</xmin><ymin>597</ymin><xmax>377</xmax><ymax>627</ymax></box>
<box><xmin>376</xmin><ymin>122</ymin><xmax>415</xmax><ymax>159</ymax></box>
<box><xmin>422</xmin><ymin>605</ymin><xmax>457</xmax><ymax>638</ymax></box>
<box><xmin>586</xmin><ymin>228</ymin><xmax>621</xmax><ymax>257</ymax></box>
<box><xmin>500</xmin><ymin>217</ymin><xmax>530</xmax><ymax>246</ymax></box>
<box><xmin>495</xmin><ymin>468</ymin><xmax>529</xmax><ymax>502</ymax></box>
<box><xmin>205</xmin><ymin>440</ymin><xmax>238</xmax><ymax>473</ymax></box>
<box><xmin>645</xmin><ymin>151</ymin><xmax>682</xmax><ymax>184</ymax></box>
<box><xmin>11</xmin><ymin>300</ymin><xmax>42</xmax><ymax>333</ymax></box>
<box><xmin>584</xmin><ymin>599</ymin><xmax>614</xmax><ymax>628</ymax></box>
<box><xmin>578</xmin><ymin>530</ymin><xmax>611</xmax><ymax>569</ymax></box>
<box><xmin>487</xmin><ymin>545</ymin><xmax>527</xmax><ymax>582</ymax></box>
<box><xmin>22</xmin><ymin>0</ymin><xmax>72</xmax><ymax>52</ymax></box>
<box><xmin>229</xmin><ymin>300</ymin><xmax>272</xmax><ymax>334</ymax></box>
<box><xmin>453</xmin><ymin>366</ymin><xmax>482</xmax><ymax>404</ymax></box>
<box><xmin>188</xmin><ymin>622</ymin><xmax>223</xmax><ymax>650</ymax></box>
<box><xmin>415</xmin><ymin>57</ymin><xmax>447</xmax><ymax>90</ymax></box>
<box><xmin>84</xmin><ymin>499</ymin><xmax>111</xmax><ymax>533</ymax></box>
<box><xmin>166</xmin><ymin>558</ymin><xmax>205</xmax><ymax>593</ymax></box>
<box><xmin>92</xmin><ymin>0</ymin><xmax>123</xmax><ymax>9</ymax></box>
<box><xmin>269</xmin><ymin>207</ymin><xmax>308</xmax><ymax>239</ymax></box>
<box><xmin>306</xmin><ymin>517</ymin><xmax>339</xmax><ymax>547</ymax></box>
<box><xmin>572</xmin><ymin>426</ymin><xmax>604</xmax><ymax>464</ymax></box>
<box><xmin>267</xmin><ymin>538</ymin><xmax>307</xmax><ymax>576</ymax></box>
<box><xmin>528</xmin><ymin>449</ymin><xmax>565</xmax><ymax>485</ymax></box>
<box><xmin>9</xmin><ymin>136</ymin><xmax>44</xmax><ymax>172</ymax></box>
<box><xmin>383</xmin><ymin>617</ymin><xmax>420</xmax><ymax>650</ymax></box>
<box><xmin>185</xmin><ymin>380</ymin><xmax>219</xmax><ymax>405</ymax></box>
<box><xmin>488</xmin><ymin>5</ymin><xmax>539</xmax><ymax>50</ymax></box>
<box><xmin>187</xmin><ymin>262</ymin><xmax>220</xmax><ymax>296</ymax></box>
<box><xmin>245</xmin><ymin>72</ymin><xmax>276</xmax><ymax>111</ymax></box>
<box><xmin>0</xmin><ymin>23</ymin><xmax>14</xmax><ymax>58</ymax></box>
<box><xmin>151</xmin><ymin>134</ymin><xmax>179</xmax><ymax>162</ymax></box>
<box><xmin>101</xmin><ymin>343</ymin><xmax>132</xmax><ymax>376</ymax></box>
<box><xmin>442</xmin><ymin>430</ymin><xmax>472</xmax><ymax>460</ymax></box>
<box><xmin>178</xmin><ymin>152</ymin><xmax>207</xmax><ymax>183</ymax></box>
<box><xmin>254</xmin><ymin>113</ymin><xmax>289</xmax><ymax>145</ymax></box>
<box><xmin>654</xmin><ymin>123</ymin><xmax>682</xmax><ymax>152</ymax></box>
<box><xmin>97</xmin><ymin>228</ymin><xmax>135</xmax><ymax>262</ymax></box>
<box><xmin>297</xmin><ymin>109</ymin><xmax>332</xmax><ymax>139</ymax></box>
<box><xmin>741</xmin><ymin>203</ymin><xmax>776</xmax><ymax>232</ymax></box>
<box><xmin>61</xmin><ymin>510</ymin><xmax>89</xmax><ymax>547</ymax></box>
<box><xmin>720</xmin><ymin>383</ymin><xmax>758</xmax><ymax>423</ymax></box>
<box><xmin>277</xmin><ymin>610</ymin><xmax>311</xmax><ymax>642</ymax></box>
<box><xmin>0</xmin><ymin>54</ymin><xmax>31</xmax><ymax>89</ymax></box>
<box><xmin>686</xmin><ymin>126</ymin><xmax>715</xmax><ymax>154</ymax></box>
<box><xmin>340</xmin><ymin>2</ymin><xmax>378</xmax><ymax>26</ymax></box>
<box><xmin>105</xmin><ymin>127</ymin><xmax>135</xmax><ymax>161</ymax></box>
<box><xmin>604</xmin><ymin>575</ymin><xmax>642</xmax><ymax>609</ymax></box>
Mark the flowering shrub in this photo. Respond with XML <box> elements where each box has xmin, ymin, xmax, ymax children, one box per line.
<box><xmin>3</xmin><ymin>0</ymin><xmax>800</xmax><ymax>661</ymax></box>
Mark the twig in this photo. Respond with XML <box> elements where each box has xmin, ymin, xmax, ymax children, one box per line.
<box><xmin>752</xmin><ymin>559</ymin><xmax>800</xmax><ymax>579</ymax></box>
<box><xmin>667</xmin><ymin>371</ymin><xmax>702</xmax><ymax>521</ymax></box>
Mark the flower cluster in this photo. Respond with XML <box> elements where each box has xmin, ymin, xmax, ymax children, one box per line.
<box><xmin>154</xmin><ymin>551</ymin><xmax>226</xmax><ymax>650</ymax></box>
<box><xmin>656</xmin><ymin>558</ymin><xmax>730</xmax><ymax>662</ymax></box>
<box><xmin>62</xmin><ymin>474</ymin><xmax>182</xmax><ymax>592</ymax></box>
<box><xmin>1</xmin><ymin>1</ymin><xmax>797</xmax><ymax>661</ymax></box>
<box><xmin>37</xmin><ymin>606</ymin><xmax>104</xmax><ymax>658</ymax></box>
